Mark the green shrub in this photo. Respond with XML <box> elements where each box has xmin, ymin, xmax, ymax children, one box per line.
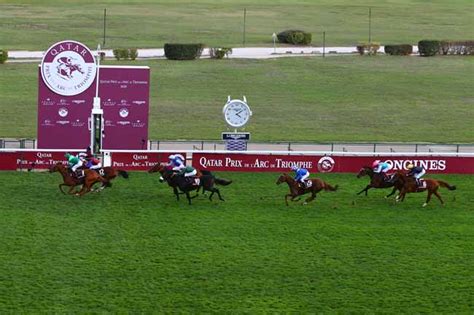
<box><xmin>277</xmin><ymin>30</ymin><xmax>312</xmax><ymax>45</ymax></box>
<box><xmin>418</xmin><ymin>40</ymin><xmax>440</xmax><ymax>56</ymax></box>
<box><xmin>129</xmin><ymin>48</ymin><xmax>138</xmax><ymax>60</ymax></box>
<box><xmin>356</xmin><ymin>43</ymin><xmax>381</xmax><ymax>55</ymax></box>
<box><xmin>384</xmin><ymin>44</ymin><xmax>413</xmax><ymax>56</ymax></box>
<box><xmin>209</xmin><ymin>47</ymin><xmax>232</xmax><ymax>59</ymax></box>
<box><xmin>112</xmin><ymin>48</ymin><xmax>138</xmax><ymax>61</ymax></box>
<box><xmin>0</xmin><ymin>50</ymin><xmax>8</xmax><ymax>64</ymax></box>
<box><xmin>440</xmin><ymin>40</ymin><xmax>474</xmax><ymax>55</ymax></box>
<box><xmin>164</xmin><ymin>43</ymin><xmax>204</xmax><ymax>60</ymax></box>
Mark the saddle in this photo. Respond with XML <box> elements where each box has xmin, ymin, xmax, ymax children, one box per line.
<box><xmin>70</xmin><ymin>169</ymin><xmax>85</xmax><ymax>179</ymax></box>
<box><xmin>185</xmin><ymin>176</ymin><xmax>200</xmax><ymax>186</ymax></box>
<box><xmin>92</xmin><ymin>168</ymin><xmax>106</xmax><ymax>176</ymax></box>
<box><xmin>299</xmin><ymin>180</ymin><xmax>312</xmax><ymax>188</ymax></box>
<box><xmin>416</xmin><ymin>179</ymin><xmax>427</xmax><ymax>189</ymax></box>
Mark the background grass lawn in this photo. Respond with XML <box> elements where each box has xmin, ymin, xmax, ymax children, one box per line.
<box><xmin>0</xmin><ymin>171</ymin><xmax>472</xmax><ymax>312</ymax></box>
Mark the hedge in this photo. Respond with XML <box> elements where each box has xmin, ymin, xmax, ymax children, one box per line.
<box><xmin>209</xmin><ymin>47</ymin><xmax>232</xmax><ymax>59</ymax></box>
<box><xmin>356</xmin><ymin>43</ymin><xmax>380</xmax><ymax>55</ymax></box>
<box><xmin>164</xmin><ymin>43</ymin><xmax>204</xmax><ymax>60</ymax></box>
<box><xmin>112</xmin><ymin>48</ymin><xmax>138</xmax><ymax>61</ymax></box>
<box><xmin>440</xmin><ymin>40</ymin><xmax>474</xmax><ymax>55</ymax></box>
<box><xmin>418</xmin><ymin>40</ymin><xmax>440</xmax><ymax>57</ymax></box>
<box><xmin>384</xmin><ymin>44</ymin><xmax>413</xmax><ymax>56</ymax></box>
<box><xmin>0</xmin><ymin>50</ymin><xmax>8</xmax><ymax>64</ymax></box>
<box><xmin>277</xmin><ymin>30</ymin><xmax>312</xmax><ymax>45</ymax></box>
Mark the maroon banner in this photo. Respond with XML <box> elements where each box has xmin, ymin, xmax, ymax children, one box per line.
<box><xmin>110</xmin><ymin>152</ymin><xmax>186</xmax><ymax>171</ymax></box>
<box><xmin>37</xmin><ymin>66</ymin><xmax>150</xmax><ymax>150</ymax></box>
<box><xmin>192</xmin><ymin>153</ymin><xmax>474</xmax><ymax>174</ymax></box>
<box><xmin>100</xmin><ymin>66</ymin><xmax>150</xmax><ymax>150</ymax></box>
<box><xmin>0</xmin><ymin>152</ymin><xmax>18</xmax><ymax>170</ymax></box>
<box><xmin>15</xmin><ymin>151</ymin><xmax>77</xmax><ymax>170</ymax></box>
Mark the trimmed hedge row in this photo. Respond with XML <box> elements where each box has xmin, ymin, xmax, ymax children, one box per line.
<box><xmin>113</xmin><ymin>48</ymin><xmax>138</xmax><ymax>60</ymax></box>
<box><xmin>418</xmin><ymin>40</ymin><xmax>440</xmax><ymax>57</ymax></box>
<box><xmin>0</xmin><ymin>50</ymin><xmax>8</xmax><ymax>64</ymax></box>
<box><xmin>209</xmin><ymin>47</ymin><xmax>232</xmax><ymax>59</ymax></box>
<box><xmin>440</xmin><ymin>40</ymin><xmax>474</xmax><ymax>55</ymax></box>
<box><xmin>384</xmin><ymin>44</ymin><xmax>413</xmax><ymax>55</ymax></box>
<box><xmin>164</xmin><ymin>43</ymin><xmax>204</xmax><ymax>60</ymax></box>
<box><xmin>356</xmin><ymin>43</ymin><xmax>380</xmax><ymax>55</ymax></box>
<box><xmin>277</xmin><ymin>30</ymin><xmax>312</xmax><ymax>45</ymax></box>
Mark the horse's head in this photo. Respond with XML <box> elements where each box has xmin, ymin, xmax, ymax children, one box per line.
<box><xmin>276</xmin><ymin>173</ymin><xmax>289</xmax><ymax>185</ymax></box>
<box><xmin>148</xmin><ymin>162</ymin><xmax>165</xmax><ymax>174</ymax></box>
<box><xmin>357</xmin><ymin>166</ymin><xmax>371</xmax><ymax>178</ymax></box>
<box><xmin>49</xmin><ymin>162</ymin><xmax>64</xmax><ymax>173</ymax></box>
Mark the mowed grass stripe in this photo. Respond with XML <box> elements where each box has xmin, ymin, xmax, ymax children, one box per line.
<box><xmin>0</xmin><ymin>171</ymin><xmax>472</xmax><ymax>312</ymax></box>
<box><xmin>1</xmin><ymin>56</ymin><xmax>473</xmax><ymax>142</ymax></box>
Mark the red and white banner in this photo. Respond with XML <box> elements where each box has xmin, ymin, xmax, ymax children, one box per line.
<box><xmin>110</xmin><ymin>152</ymin><xmax>186</xmax><ymax>171</ymax></box>
<box><xmin>192</xmin><ymin>153</ymin><xmax>474</xmax><ymax>174</ymax></box>
<box><xmin>16</xmin><ymin>151</ymin><xmax>77</xmax><ymax>170</ymax></box>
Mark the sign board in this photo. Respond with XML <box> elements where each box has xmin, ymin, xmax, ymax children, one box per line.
<box><xmin>221</xmin><ymin>132</ymin><xmax>251</xmax><ymax>141</ymax></box>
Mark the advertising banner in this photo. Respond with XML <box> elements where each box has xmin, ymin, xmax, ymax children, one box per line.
<box><xmin>100</xmin><ymin>66</ymin><xmax>150</xmax><ymax>150</ymax></box>
<box><xmin>16</xmin><ymin>151</ymin><xmax>77</xmax><ymax>170</ymax></box>
<box><xmin>0</xmin><ymin>152</ymin><xmax>18</xmax><ymax>170</ymax></box>
<box><xmin>192</xmin><ymin>153</ymin><xmax>474</xmax><ymax>174</ymax></box>
<box><xmin>110</xmin><ymin>152</ymin><xmax>186</xmax><ymax>171</ymax></box>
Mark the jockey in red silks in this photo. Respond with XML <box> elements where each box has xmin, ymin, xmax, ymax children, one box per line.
<box><xmin>372</xmin><ymin>160</ymin><xmax>392</xmax><ymax>181</ymax></box>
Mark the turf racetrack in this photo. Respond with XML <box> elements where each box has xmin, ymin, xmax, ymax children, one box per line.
<box><xmin>1</xmin><ymin>171</ymin><xmax>472</xmax><ymax>312</ymax></box>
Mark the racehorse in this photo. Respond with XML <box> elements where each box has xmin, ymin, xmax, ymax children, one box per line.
<box><xmin>91</xmin><ymin>167</ymin><xmax>129</xmax><ymax>192</ymax></box>
<box><xmin>49</xmin><ymin>162</ymin><xmax>106</xmax><ymax>196</ymax></box>
<box><xmin>276</xmin><ymin>173</ymin><xmax>338</xmax><ymax>206</ymax></box>
<box><xmin>356</xmin><ymin>166</ymin><xmax>402</xmax><ymax>198</ymax></box>
<box><xmin>391</xmin><ymin>171</ymin><xmax>456</xmax><ymax>207</ymax></box>
<box><xmin>148</xmin><ymin>163</ymin><xmax>231</xmax><ymax>200</ymax></box>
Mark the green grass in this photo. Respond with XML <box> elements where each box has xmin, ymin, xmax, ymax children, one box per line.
<box><xmin>1</xmin><ymin>56</ymin><xmax>473</xmax><ymax>142</ymax></box>
<box><xmin>0</xmin><ymin>171</ymin><xmax>472</xmax><ymax>312</ymax></box>
<box><xmin>0</xmin><ymin>0</ymin><xmax>473</xmax><ymax>50</ymax></box>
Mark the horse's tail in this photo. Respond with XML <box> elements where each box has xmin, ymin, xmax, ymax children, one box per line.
<box><xmin>324</xmin><ymin>182</ymin><xmax>338</xmax><ymax>192</ymax></box>
<box><xmin>215</xmin><ymin>177</ymin><xmax>232</xmax><ymax>186</ymax></box>
<box><xmin>118</xmin><ymin>170</ymin><xmax>129</xmax><ymax>179</ymax></box>
<box><xmin>438</xmin><ymin>180</ymin><xmax>456</xmax><ymax>190</ymax></box>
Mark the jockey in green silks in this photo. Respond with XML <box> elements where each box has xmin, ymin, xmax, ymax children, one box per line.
<box><xmin>179</xmin><ymin>165</ymin><xmax>197</xmax><ymax>177</ymax></box>
<box><xmin>65</xmin><ymin>153</ymin><xmax>83</xmax><ymax>173</ymax></box>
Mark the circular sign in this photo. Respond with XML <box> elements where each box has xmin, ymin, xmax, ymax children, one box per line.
<box><xmin>119</xmin><ymin>108</ymin><xmax>129</xmax><ymax>118</ymax></box>
<box><xmin>41</xmin><ymin>40</ymin><xmax>97</xmax><ymax>96</ymax></box>
<box><xmin>58</xmin><ymin>107</ymin><xmax>68</xmax><ymax>117</ymax></box>
<box><xmin>223</xmin><ymin>99</ymin><xmax>252</xmax><ymax>128</ymax></box>
<box><xmin>317</xmin><ymin>156</ymin><xmax>335</xmax><ymax>173</ymax></box>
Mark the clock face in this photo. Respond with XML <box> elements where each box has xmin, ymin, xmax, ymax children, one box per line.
<box><xmin>223</xmin><ymin>100</ymin><xmax>251</xmax><ymax>128</ymax></box>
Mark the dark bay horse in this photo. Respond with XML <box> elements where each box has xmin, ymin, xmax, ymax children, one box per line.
<box><xmin>148</xmin><ymin>163</ymin><xmax>231</xmax><ymax>201</ymax></box>
<box><xmin>392</xmin><ymin>171</ymin><xmax>456</xmax><ymax>207</ymax></box>
<box><xmin>160</xmin><ymin>168</ymin><xmax>225</xmax><ymax>205</ymax></box>
<box><xmin>49</xmin><ymin>162</ymin><xmax>106</xmax><ymax>196</ymax></box>
<box><xmin>356</xmin><ymin>166</ymin><xmax>401</xmax><ymax>198</ymax></box>
<box><xmin>276</xmin><ymin>173</ymin><xmax>338</xmax><ymax>206</ymax></box>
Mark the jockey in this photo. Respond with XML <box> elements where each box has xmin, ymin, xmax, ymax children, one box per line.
<box><xmin>407</xmin><ymin>164</ymin><xmax>426</xmax><ymax>187</ymax></box>
<box><xmin>372</xmin><ymin>160</ymin><xmax>392</xmax><ymax>180</ymax></box>
<box><xmin>180</xmin><ymin>165</ymin><xmax>198</xmax><ymax>178</ymax></box>
<box><xmin>168</xmin><ymin>154</ymin><xmax>186</xmax><ymax>171</ymax></box>
<box><xmin>86</xmin><ymin>156</ymin><xmax>102</xmax><ymax>170</ymax></box>
<box><xmin>85</xmin><ymin>146</ymin><xmax>93</xmax><ymax>160</ymax></box>
<box><xmin>65</xmin><ymin>153</ymin><xmax>83</xmax><ymax>176</ymax></box>
<box><xmin>291</xmin><ymin>165</ymin><xmax>310</xmax><ymax>187</ymax></box>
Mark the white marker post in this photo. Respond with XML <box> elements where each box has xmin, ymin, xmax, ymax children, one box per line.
<box><xmin>90</xmin><ymin>44</ymin><xmax>104</xmax><ymax>155</ymax></box>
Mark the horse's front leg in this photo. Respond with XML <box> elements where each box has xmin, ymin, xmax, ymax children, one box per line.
<box><xmin>303</xmin><ymin>192</ymin><xmax>317</xmax><ymax>205</ymax></box>
<box><xmin>173</xmin><ymin>187</ymin><xmax>180</xmax><ymax>201</ymax></box>
<box><xmin>284</xmin><ymin>194</ymin><xmax>293</xmax><ymax>206</ymax></box>
<box><xmin>357</xmin><ymin>185</ymin><xmax>371</xmax><ymax>196</ymax></box>
<box><xmin>186</xmin><ymin>191</ymin><xmax>192</xmax><ymax>205</ymax></box>
<box><xmin>385</xmin><ymin>187</ymin><xmax>398</xmax><ymax>198</ymax></box>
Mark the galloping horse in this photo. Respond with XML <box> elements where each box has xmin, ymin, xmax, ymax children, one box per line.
<box><xmin>276</xmin><ymin>173</ymin><xmax>338</xmax><ymax>206</ymax></box>
<box><xmin>392</xmin><ymin>171</ymin><xmax>456</xmax><ymax>207</ymax></box>
<box><xmin>356</xmin><ymin>166</ymin><xmax>401</xmax><ymax>198</ymax></box>
<box><xmin>160</xmin><ymin>168</ymin><xmax>225</xmax><ymax>205</ymax></box>
<box><xmin>148</xmin><ymin>163</ymin><xmax>231</xmax><ymax>200</ymax></box>
<box><xmin>49</xmin><ymin>162</ymin><xmax>106</xmax><ymax>196</ymax></box>
<box><xmin>92</xmin><ymin>167</ymin><xmax>129</xmax><ymax>191</ymax></box>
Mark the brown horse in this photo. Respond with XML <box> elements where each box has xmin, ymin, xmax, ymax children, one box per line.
<box><xmin>276</xmin><ymin>173</ymin><xmax>338</xmax><ymax>206</ymax></box>
<box><xmin>91</xmin><ymin>167</ymin><xmax>129</xmax><ymax>192</ymax></box>
<box><xmin>356</xmin><ymin>166</ymin><xmax>401</xmax><ymax>198</ymax></box>
<box><xmin>49</xmin><ymin>162</ymin><xmax>106</xmax><ymax>196</ymax></box>
<box><xmin>392</xmin><ymin>171</ymin><xmax>456</xmax><ymax>207</ymax></box>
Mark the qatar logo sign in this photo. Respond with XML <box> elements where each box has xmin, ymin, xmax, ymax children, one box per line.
<box><xmin>317</xmin><ymin>156</ymin><xmax>335</xmax><ymax>173</ymax></box>
<box><xmin>41</xmin><ymin>40</ymin><xmax>97</xmax><ymax>96</ymax></box>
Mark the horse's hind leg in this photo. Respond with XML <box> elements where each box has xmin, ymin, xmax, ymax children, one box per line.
<box><xmin>423</xmin><ymin>191</ymin><xmax>433</xmax><ymax>207</ymax></box>
<box><xmin>214</xmin><ymin>188</ymin><xmax>224</xmax><ymax>201</ymax></box>
<box><xmin>386</xmin><ymin>187</ymin><xmax>397</xmax><ymax>198</ymax></box>
<box><xmin>186</xmin><ymin>192</ymin><xmax>192</xmax><ymax>205</ymax></box>
<box><xmin>285</xmin><ymin>194</ymin><xmax>293</xmax><ymax>206</ymax></box>
<box><xmin>304</xmin><ymin>192</ymin><xmax>316</xmax><ymax>205</ymax></box>
<box><xmin>433</xmin><ymin>189</ymin><xmax>444</xmax><ymax>206</ymax></box>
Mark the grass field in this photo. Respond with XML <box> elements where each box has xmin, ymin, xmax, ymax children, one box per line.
<box><xmin>0</xmin><ymin>171</ymin><xmax>472</xmax><ymax>312</ymax></box>
<box><xmin>1</xmin><ymin>56</ymin><xmax>473</xmax><ymax>142</ymax></box>
<box><xmin>1</xmin><ymin>0</ymin><xmax>473</xmax><ymax>50</ymax></box>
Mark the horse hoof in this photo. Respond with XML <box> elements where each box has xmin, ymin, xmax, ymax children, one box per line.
<box><xmin>303</xmin><ymin>202</ymin><xmax>307</xmax><ymax>205</ymax></box>
<box><xmin>422</xmin><ymin>203</ymin><xmax>427</xmax><ymax>207</ymax></box>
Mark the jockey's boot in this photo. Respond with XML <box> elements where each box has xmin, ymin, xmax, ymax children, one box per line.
<box><xmin>75</xmin><ymin>170</ymin><xmax>83</xmax><ymax>178</ymax></box>
<box><xmin>416</xmin><ymin>178</ymin><xmax>421</xmax><ymax>187</ymax></box>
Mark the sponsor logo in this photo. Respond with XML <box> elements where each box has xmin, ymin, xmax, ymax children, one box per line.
<box><xmin>105</xmin><ymin>120</ymin><xmax>115</xmax><ymax>127</ymax></box>
<box><xmin>72</xmin><ymin>119</ymin><xmax>85</xmax><ymax>127</ymax></box>
<box><xmin>132</xmin><ymin>120</ymin><xmax>145</xmax><ymax>128</ymax></box>
<box><xmin>317</xmin><ymin>156</ymin><xmax>335</xmax><ymax>173</ymax></box>
<box><xmin>133</xmin><ymin>154</ymin><xmax>148</xmax><ymax>160</ymax></box>
<box><xmin>117</xmin><ymin>121</ymin><xmax>130</xmax><ymax>125</ymax></box>
<box><xmin>41</xmin><ymin>98</ymin><xmax>55</xmax><ymax>106</ymax></box>
<box><xmin>56</xmin><ymin>120</ymin><xmax>70</xmax><ymax>125</ymax></box>
<box><xmin>41</xmin><ymin>119</ymin><xmax>55</xmax><ymax>126</ymax></box>
<box><xmin>384</xmin><ymin>159</ymin><xmax>446</xmax><ymax>171</ymax></box>
<box><xmin>37</xmin><ymin>152</ymin><xmax>52</xmax><ymax>159</ymax></box>
<box><xmin>132</xmin><ymin>100</ymin><xmax>146</xmax><ymax>105</ymax></box>
<box><xmin>41</xmin><ymin>40</ymin><xmax>97</xmax><ymax>96</ymax></box>
<box><xmin>58</xmin><ymin>107</ymin><xmax>69</xmax><ymax>117</ymax></box>
<box><xmin>121</xmin><ymin>99</ymin><xmax>128</xmax><ymax>105</ymax></box>
<box><xmin>119</xmin><ymin>108</ymin><xmax>129</xmax><ymax>118</ymax></box>
<box><xmin>103</xmin><ymin>98</ymin><xmax>116</xmax><ymax>106</ymax></box>
<box><xmin>72</xmin><ymin>99</ymin><xmax>85</xmax><ymax>104</ymax></box>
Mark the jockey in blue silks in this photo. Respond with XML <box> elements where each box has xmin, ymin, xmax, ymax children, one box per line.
<box><xmin>168</xmin><ymin>154</ymin><xmax>185</xmax><ymax>171</ymax></box>
<box><xmin>407</xmin><ymin>163</ymin><xmax>426</xmax><ymax>187</ymax></box>
<box><xmin>291</xmin><ymin>165</ymin><xmax>310</xmax><ymax>187</ymax></box>
<box><xmin>372</xmin><ymin>160</ymin><xmax>392</xmax><ymax>181</ymax></box>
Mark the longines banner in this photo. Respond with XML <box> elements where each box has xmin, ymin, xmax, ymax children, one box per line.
<box><xmin>192</xmin><ymin>153</ymin><xmax>474</xmax><ymax>174</ymax></box>
<box><xmin>37</xmin><ymin>40</ymin><xmax>150</xmax><ymax>150</ymax></box>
